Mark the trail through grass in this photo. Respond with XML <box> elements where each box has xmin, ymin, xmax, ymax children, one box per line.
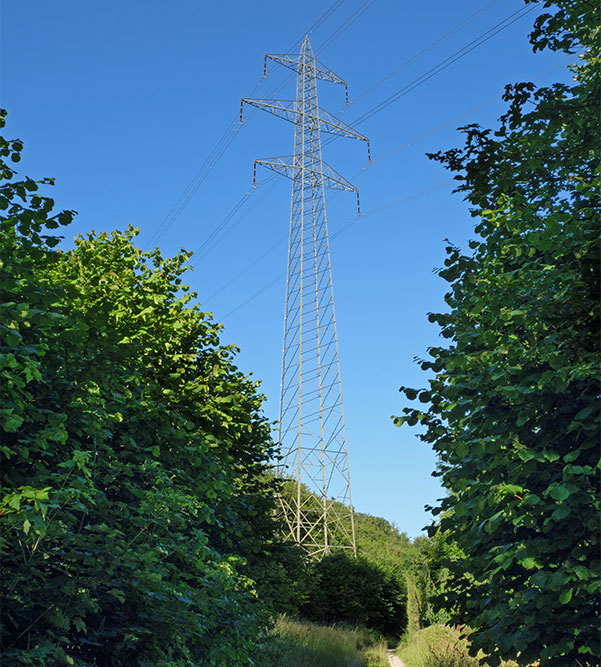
<box><xmin>253</xmin><ymin>615</ymin><xmax>389</xmax><ymax>667</ymax></box>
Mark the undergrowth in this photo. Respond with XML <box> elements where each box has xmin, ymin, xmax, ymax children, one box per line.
<box><xmin>397</xmin><ymin>625</ymin><xmax>521</xmax><ymax>667</ymax></box>
<box><xmin>253</xmin><ymin>615</ymin><xmax>389</xmax><ymax>667</ymax></box>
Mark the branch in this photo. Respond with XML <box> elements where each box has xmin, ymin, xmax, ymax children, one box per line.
<box><xmin>15</xmin><ymin>604</ymin><xmax>55</xmax><ymax>642</ymax></box>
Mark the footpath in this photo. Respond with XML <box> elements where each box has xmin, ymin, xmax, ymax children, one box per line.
<box><xmin>386</xmin><ymin>649</ymin><xmax>407</xmax><ymax>667</ymax></box>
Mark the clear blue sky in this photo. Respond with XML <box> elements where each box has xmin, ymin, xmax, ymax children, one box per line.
<box><xmin>1</xmin><ymin>1</ymin><xmax>574</xmax><ymax>537</ymax></box>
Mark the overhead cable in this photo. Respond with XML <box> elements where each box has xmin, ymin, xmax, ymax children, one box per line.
<box><xmin>351</xmin><ymin>3</ymin><xmax>538</xmax><ymax>126</ymax></box>
<box><xmin>194</xmin><ymin>53</ymin><xmax>575</xmax><ymax>274</ymax></box>
<box><xmin>306</xmin><ymin>0</ymin><xmax>347</xmax><ymax>40</ymax></box>
<box><xmin>316</xmin><ymin>0</ymin><xmax>378</xmax><ymax>53</ymax></box>
<box><xmin>190</xmin><ymin>177</ymin><xmax>279</xmax><ymax>264</ymax></box>
<box><xmin>213</xmin><ymin>54</ymin><xmax>580</xmax><ymax>320</ymax></box>
<box><xmin>144</xmin><ymin>0</ymin><xmax>348</xmax><ymax>248</ymax></box>
<box><xmin>218</xmin><ymin>180</ymin><xmax>454</xmax><ymax>319</ymax></box>
<box><xmin>346</xmin><ymin>0</ymin><xmax>501</xmax><ymax>107</ymax></box>
<box><xmin>148</xmin><ymin>2</ymin><xmax>536</xmax><ymax>249</ymax></box>
<box><xmin>203</xmin><ymin>235</ymin><xmax>288</xmax><ymax>303</ymax></box>
<box><xmin>180</xmin><ymin>0</ymin><xmax>378</xmax><ymax>257</ymax></box>
<box><xmin>145</xmin><ymin>122</ymin><xmax>241</xmax><ymax>247</ymax></box>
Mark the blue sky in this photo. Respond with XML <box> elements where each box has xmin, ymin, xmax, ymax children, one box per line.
<box><xmin>1</xmin><ymin>1</ymin><xmax>575</xmax><ymax>537</ymax></box>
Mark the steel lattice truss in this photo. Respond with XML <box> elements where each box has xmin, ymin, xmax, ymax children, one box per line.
<box><xmin>242</xmin><ymin>36</ymin><xmax>369</xmax><ymax>557</ymax></box>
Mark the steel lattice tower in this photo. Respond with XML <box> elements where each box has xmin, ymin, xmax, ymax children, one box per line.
<box><xmin>241</xmin><ymin>36</ymin><xmax>369</xmax><ymax>557</ymax></box>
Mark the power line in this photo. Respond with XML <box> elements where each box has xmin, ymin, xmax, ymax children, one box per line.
<box><xmin>331</xmin><ymin>180</ymin><xmax>455</xmax><ymax>239</ymax></box>
<box><xmin>316</xmin><ymin>0</ymin><xmax>378</xmax><ymax>53</ymax></box>
<box><xmin>148</xmin><ymin>2</ymin><xmax>538</xmax><ymax>250</ymax></box>
<box><xmin>314</xmin><ymin>2</ymin><xmax>537</xmax><ymax>166</ymax></box>
<box><xmin>318</xmin><ymin>179</ymin><xmax>455</xmax><ymax>243</ymax></box>
<box><xmin>368</xmin><ymin>55</ymin><xmax>576</xmax><ymax>167</ymax></box>
<box><xmin>195</xmin><ymin>52</ymin><xmax>575</xmax><ymax>288</ymax></box>
<box><xmin>144</xmin><ymin>0</ymin><xmax>349</xmax><ymax>249</ymax></box>
<box><xmin>306</xmin><ymin>0</ymin><xmax>347</xmax><ymax>40</ymax></box>
<box><xmin>350</xmin><ymin>3</ymin><xmax>537</xmax><ymax>127</ymax></box>
<box><xmin>203</xmin><ymin>185</ymin><xmax>456</xmax><ymax>312</ymax></box>
<box><xmin>175</xmin><ymin>2</ymin><xmax>543</xmax><ymax>273</ymax></box>
<box><xmin>217</xmin><ymin>49</ymin><xmax>578</xmax><ymax>319</ymax></box>
<box><xmin>193</xmin><ymin>0</ymin><xmax>504</xmax><ymax>264</ymax></box>
<box><xmin>145</xmin><ymin>122</ymin><xmax>241</xmax><ymax>248</ymax></box>
<box><xmin>346</xmin><ymin>0</ymin><xmax>501</xmax><ymax>108</ymax></box>
<box><xmin>192</xmin><ymin>191</ymin><xmax>252</xmax><ymax>257</ymax></box>
<box><xmin>219</xmin><ymin>180</ymin><xmax>454</xmax><ymax>319</ymax></box>
<box><xmin>222</xmin><ymin>274</ymin><xmax>286</xmax><ymax>320</ymax></box>
<box><xmin>182</xmin><ymin>1</ymin><xmax>380</xmax><ymax>261</ymax></box>
<box><xmin>190</xmin><ymin>177</ymin><xmax>280</xmax><ymax>264</ymax></box>
<box><xmin>206</xmin><ymin>49</ymin><xmax>576</xmax><ymax>314</ymax></box>
<box><xmin>203</xmin><ymin>235</ymin><xmax>287</xmax><ymax>303</ymax></box>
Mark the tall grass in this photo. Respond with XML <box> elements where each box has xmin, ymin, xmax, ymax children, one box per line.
<box><xmin>397</xmin><ymin>625</ymin><xmax>520</xmax><ymax>667</ymax></box>
<box><xmin>252</xmin><ymin>615</ymin><xmax>389</xmax><ymax>667</ymax></box>
<box><xmin>398</xmin><ymin>625</ymin><xmax>477</xmax><ymax>667</ymax></box>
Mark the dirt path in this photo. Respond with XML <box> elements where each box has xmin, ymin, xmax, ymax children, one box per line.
<box><xmin>386</xmin><ymin>649</ymin><xmax>407</xmax><ymax>667</ymax></box>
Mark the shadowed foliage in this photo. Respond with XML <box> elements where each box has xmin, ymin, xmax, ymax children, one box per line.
<box><xmin>395</xmin><ymin>1</ymin><xmax>600</xmax><ymax>664</ymax></box>
<box><xmin>0</xmin><ymin>109</ymin><xmax>283</xmax><ymax>665</ymax></box>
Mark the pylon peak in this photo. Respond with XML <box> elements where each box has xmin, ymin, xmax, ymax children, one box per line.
<box><xmin>301</xmin><ymin>34</ymin><xmax>313</xmax><ymax>55</ymax></box>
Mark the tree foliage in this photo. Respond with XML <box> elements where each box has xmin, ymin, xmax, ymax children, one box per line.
<box><xmin>395</xmin><ymin>2</ymin><xmax>600</xmax><ymax>664</ymax></box>
<box><xmin>353</xmin><ymin>511</ymin><xmax>411</xmax><ymax>565</ymax></box>
<box><xmin>0</xmin><ymin>109</ymin><xmax>282</xmax><ymax>665</ymax></box>
<box><xmin>270</xmin><ymin>486</ymin><xmax>417</xmax><ymax>636</ymax></box>
<box><xmin>301</xmin><ymin>552</ymin><xmax>407</xmax><ymax>637</ymax></box>
<box><xmin>352</xmin><ymin>511</ymin><xmax>452</xmax><ymax>628</ymax></box>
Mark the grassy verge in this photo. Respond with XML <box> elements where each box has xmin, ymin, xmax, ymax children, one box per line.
<box><xmin>397</xmin><ymin>625</ymin><xmax>521</xmax><ymax>667</ymax></box>
<box><xmin>253</xmin><ymin>615</ymin><xmax>389</xmax><ymax>667</ymax></box>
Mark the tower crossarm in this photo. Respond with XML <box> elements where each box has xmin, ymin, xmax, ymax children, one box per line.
<box><xmin>241</xmin><ymin>98</ymin><xmax>297</xmax><ymax>124</ymax></box>
<box><xmin>240</xmin><ymin>98</ymin><xmax>370</xmax><ymax>158</ymax></box>
<box><xmin>265</xmin><ymin>53</ymin><xmax>348</xmax><ymax>96</ymax></box>
<box><xmin>254</xmin><ymin>156</ymin><xmax>359</xmax><ymax>193</ymax></box>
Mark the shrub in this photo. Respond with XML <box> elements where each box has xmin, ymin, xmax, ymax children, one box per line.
<box><xmin>398</xmin><ymin>625</ymin><xmax>521</xmax><ymax>667</ymax></box>
<box><xmin>395</xmin><ymin>2</ymin><xmax>600</xmax><ymax>663</ymax></box>
<box><xmin>0</xmin><ymin>110</ymin><xmax>280</xmax><ymax>665</ymax></box>
<box><xmin>301</xmin><ymin>552</ymin><xmax>407</xmax><ymax>636</ymax></box>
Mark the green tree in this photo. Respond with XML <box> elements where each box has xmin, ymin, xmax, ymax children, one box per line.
<box><xmin>0</xmin><ymin>110</ymin><xmax>282</xmax><ymax>665</ymax></box>
<box><xmin>301</xmin><ymin>552</ymin><xmax>407</xmax><ymax>637</ymax></box>
<box><xmin>353</xmin><ymin>511</ymin><xmax>411</xmax><ymax>566</ymax></box>
<box><xmin>395</xmin><ymin>2</ymin><xmax>600</xmax><ymax>665</ymax></box>
<box><xmin>351</xmin><ymin>511</ymin><xmax>451</xmax><ymax>628</ymax></box>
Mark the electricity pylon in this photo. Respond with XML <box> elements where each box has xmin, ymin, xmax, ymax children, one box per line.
<box><xmin>241</xmin><ymin>36</ymin><xmax>369</xmax><ymax>557</ymax></box>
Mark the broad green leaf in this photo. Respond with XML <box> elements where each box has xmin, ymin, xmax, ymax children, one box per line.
<box><xmin>549</xmin><ymin>485</ymin><xmax>570</xmax><ymax>502</ymax></box>
<box><xmin>559</xmin><ymin>588</ymin><xmax>573</xmax><ymax>604</ymax></box>
<box><xmin>572</xmin><ymin>565</ymin><xmax>590</xmax><ymax>581</ymax></box>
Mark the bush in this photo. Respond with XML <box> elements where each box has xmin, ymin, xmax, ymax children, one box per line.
<box><xmin>395</xmin><ymin>2</ymin><xmax>600</xmax><ymax>663</ymax></box>
<box><xmin>301</xmin><ymin>552</ymin><xmax>407</xmax><ymax>636</ymax></box>
<box><xmin>0</xmin><ymin>110</ymin><xmax>281</xmax><ymax>665</ymax></box>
